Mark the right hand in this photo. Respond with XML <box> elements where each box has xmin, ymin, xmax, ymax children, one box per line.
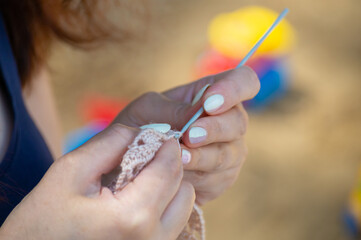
<box><xmin>0</xmin><ymin>124</ymin><xmax>195</xmax><ymax>240</ymax></box>
<box><xmin>114</xmin><ymin>67</ymin><xmax>259</xmax><ymax>205</ymax></box>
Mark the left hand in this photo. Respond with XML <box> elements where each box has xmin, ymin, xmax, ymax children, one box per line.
<box><xmin>114</xmin><ymin>67</ymin><xmax>260</xmax><ymax>205</ymax></box>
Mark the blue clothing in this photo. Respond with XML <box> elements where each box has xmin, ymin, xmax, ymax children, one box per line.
<box><xmin>0</xmin><ymin>14</ymin><xmax>53</xmax><ymax>224</ymax></box>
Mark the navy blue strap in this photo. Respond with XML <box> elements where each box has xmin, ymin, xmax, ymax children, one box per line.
<box><xmin>0</xmin><ymin>12</ymin><xmax>25</xmax><ymax>110</ymax></box>
<box><xmin>0</xmin><ymin>13</ymin><xmax>54</xmax><ymax>226</ymax></box>
<box><xmin>0</xmin><ymin>12</ymin><xmax>21</xmax><ymax>175</ymax></box>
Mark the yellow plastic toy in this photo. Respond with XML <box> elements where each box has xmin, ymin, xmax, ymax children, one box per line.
<box><xmin>208</xmin><ymin>6</ymin><xmax>295</xmax><ymax>59</ymax></box>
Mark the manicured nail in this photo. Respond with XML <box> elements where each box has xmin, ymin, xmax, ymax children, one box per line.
<box><xmin>204</xmin><ymin>94</ymin><xmax>224</xmax><ymax>112</ymax></box>
<box><xmin>140</xmin><ymin>123</ymin><xmax>171</xmax><ymax>133</ymax></box>
<box><xmin>188</xmin><ymin>127</ymin><xmax>207</xmax><ymax>144</ymax></box>
<box><xmin>191</xmin><ymin>84</ymin><xmax>211</xmax><ymax>106</ymax></box>
<box><xmin>181</xmin><ymin>149</ymin><xmax>191</xmax><ymax>164</ymax></box>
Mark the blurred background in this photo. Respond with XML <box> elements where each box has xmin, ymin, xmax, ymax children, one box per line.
<box><xmin>48</xmin><ymin>0</ymin><xmax>361</xmax><ymax>239</ymax></box>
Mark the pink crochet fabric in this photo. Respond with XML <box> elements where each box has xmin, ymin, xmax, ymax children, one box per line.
<box><xmin>109</xmin><ymin>128</ymin><xmax>205</xmax><ymax>240</ymax></box>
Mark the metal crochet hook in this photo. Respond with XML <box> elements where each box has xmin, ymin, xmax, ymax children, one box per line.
<box><xmin>178</xmin><ymin>8</ymin><xmax>289</xmax><ymax>136</ymax></box>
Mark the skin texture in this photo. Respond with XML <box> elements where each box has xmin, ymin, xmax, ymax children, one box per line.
<box><xmin>22</xmin><ymin>66</ymin><xmax>259</xmax><ymax>205</ymax></box>
<box><xmin>23</xmin><ymin>68</ymin><xmax>63</xmax><ymax>159</ymax></box>
<box><xmin>0</xmin><ymin>66</ymin><xmax>259</xmax><ymax>238</ymax></box>
<box><xmin>114</xmin><ymin>66</ymin><xmax>260</xmax><ymax>205</ymax></box>
<box><xmin>0</xmin><ymin>124</ymin><xmax>195</xmax><ymax>240</ymax></box>
<box><xmin>0</xmin><ymin>68</ymin><xmax>62</xmax><ymax>162</ymax></box>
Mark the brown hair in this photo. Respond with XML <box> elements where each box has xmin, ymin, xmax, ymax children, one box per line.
<box><xmin>0</xmin><ymin>0</ymin><xmax>141</xmax><ymax>86</ymax></box>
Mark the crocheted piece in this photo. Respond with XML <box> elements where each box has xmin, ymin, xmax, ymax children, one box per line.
<box><xmin>109</xmin><ymin>128</ymin><xmax>205</xmax><ymax>240</ymax></box>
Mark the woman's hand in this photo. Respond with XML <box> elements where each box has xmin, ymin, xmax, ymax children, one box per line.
<box><xmin>114</xmin><ymin>66</ymin><xmax>260</xmax><ymax>205</ymax></box>
<box><xmin>0</xmin><ymin>124</ymin><xmax>195</xmax><ymax>240</ymax></box>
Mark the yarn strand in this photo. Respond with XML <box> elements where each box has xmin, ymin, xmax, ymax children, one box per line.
<box><xmin>109</xmin><ymin>128</ymin><xmax>205</xmax><ymax>240</ymax></box>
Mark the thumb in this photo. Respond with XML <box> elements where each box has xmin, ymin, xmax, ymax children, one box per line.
<box><xmin>62</xmin><ymin>124</ymin><xmax>138</xmax><ymax>191</ymax></box>
<box><xmin>121</xmin><ymin>92</ymin><xmax>201</xmax><ymax>131</ymax></box>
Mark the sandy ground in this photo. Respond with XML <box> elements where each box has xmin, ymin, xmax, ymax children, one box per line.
<box><xmin>49</xmin><ymin>0</ymin><xmax>361</xmax><ymax>239</ymax></box>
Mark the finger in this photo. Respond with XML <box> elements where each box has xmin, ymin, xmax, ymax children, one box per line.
<box><xmin>182</xmin><ymin>106</ymin><xmax>248</xmax><ymax>147</ymax></box>
<box><xmin>118</xmin><ymin>91</ymin><xmax>199</xmax><ymax>130</ymax></box>
<box><xmin>161</xmin><ymin>181</ymin><xmax>195</xmax><ymax>238</ymax></box>
<box><xmin>202</xmin><ymin>66</ymin><xmax>260</xmax><ymax>115</ymax></box>
<box><xmin>64</xmin><ymin>124</ymin><xmax>138</xmax><ymax>186</ymax></box>
<box><xmin>163</xmin><ymin>67</ymin><xmax>259</xmax><ymax>109</ymax></box>
<box><xmin>116</xmin><ymin>139</ymin><xmax>183</xmax><ymax>216</ymax></box>
<box><xmin>184</xmin><ymin>167</ymin><xmax>241</xmax><ymax>192</ymax></box>
<box><xmin>183</xmin><ymin>167</ymin><xmax>241</xmax><ymax>205</ymax></box>
<box><xmin>163</xmin><ymin>70</ymin><xmax>231</xmax><ymax>102</ymax></box>
<box><xmin>182</xmin><ymin>139</ymin><xmax>246</xmax><ymax>172</ymax></box>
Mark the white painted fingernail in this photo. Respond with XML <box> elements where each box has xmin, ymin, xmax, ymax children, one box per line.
<box><xmin>140</xmin><ymin>123</ymin><xmax>171</xmax><ymax>133</ymax></box>
<box><xmin>182</xmin><ymin>149</ymin><xmax>191</xmax><ymax>164</ymax></box>
<box><xmin>189</xmin><ymin>127</ymin><xmax>207</xmax><ymax>144</ymax></box>
<box><xmin>204</xmin><ymin>94</ymin><xmax>224</xmax><ymax>112</ymax></box>
<box><xmin>191</xmin><ymin>84</ymin><xmax>211</xmax><ymax>106</ymax></box>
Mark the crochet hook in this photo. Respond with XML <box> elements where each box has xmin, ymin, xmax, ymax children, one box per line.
<box><xmin>179</xmin><ymin>8</ymin><xmax>289</xmax><ymax>136</ymax></box>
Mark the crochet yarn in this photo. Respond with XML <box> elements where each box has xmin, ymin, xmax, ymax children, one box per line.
<box><xmin>109</xmin><ymin>128</ymin><xmax>205</xmax><ymax>240</ymax></box>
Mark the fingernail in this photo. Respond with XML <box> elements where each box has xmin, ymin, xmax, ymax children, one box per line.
<box><xmin>204</xmin><ymin>94</ymin><xmax>224</xmax><ymax>112</ymax></box>
<box><xmin>181</xmin><ymin>149</ymin><xmax>191</xmax><ymax>164</ymax></box>
<box><xmin>191</xmin><ymin>84</ymin><xmax>211</xmax><ymax>106</ymax></box>
<box><xmin>140</xmin><ymin>123</ymin><xmax>171</xmax><ymax>133</ymax></box>
<box><xmin>189</xmin><ymin>127</ymin><xmax>207</xmax><ymax>144</ymax></box>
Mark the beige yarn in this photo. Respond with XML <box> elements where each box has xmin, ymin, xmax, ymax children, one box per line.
<box><xmin>109</xmin><ymin>128</ymin><xmax>205</xmax><ymax>240</ymax></box>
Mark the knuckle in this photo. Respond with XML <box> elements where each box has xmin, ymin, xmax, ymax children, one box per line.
<box><xmin>197</xmin><ymin>188</ymin><xmax>219</xmax><ymax>204</ymax></box>
<box><xmin>235</xmin><ymin>107</ymin><xmax>249</xmax><ymax>136</ymax></box>
<box><xmin>107</xmin><ymin>207</ymin><xmax>130</xmax><ymax>234</ymax></box>
<box><xmin>140</xmin><ymin>91</ymin><xmax>161</xmax><ymax>101</ymax></box>
<box><xmin>196</xmin><ymin>195</ymin><xmax>208</xmax><ymax>206</ymax></box>
<box><xmin>227</xmin><ymin>73</ymin><xmax>243</xmax><ymax>95</ymax></box>
<box><xmin>192</xmin><ymin>171</ymin><xmax>206</xmax><ymax>185</ymax></box>
<box><xmin>199</xmin><ymin>117</ymin><xmax>220</xmax><ymax>143</ymax></box>
<box><xmin>56</xmin><ymin>154</ymin><xmax>78</xmax><ymax>177</ymax></box>
<box><xmin>215</xmin><ymin>144</ymin><xmax>229</xmax><ymax>170</ymax></box>
<box><xmin>214</xmin><ymin>118</ymin><xmax>224</xmax><ymax>137</ymax></box>
<box><xmin>166</xmin><ymin>144</ymin><xmax>183</xmax><ymax>178</ymax></box>
<box><xmin>188</xmin><ymin>147</ymin><xmax>201</xmax><ymax>169</ymax></box>
<box><xmin>108</xmin><ymin>123</ymin><xmax>139</xmax><ymax>144</ymax></box>
<box><xmin>111</xmin><ymin>214</ymin><xmax>130</xmax><ymax>235</ymax></box>
<box><xmin>132</xmin><ymin>92</ymin><xmax>162</xmax><ymax>115</ymax></box>
<box><xmin>243</xmin><ymin>66</ymin><xmax>261</xmax><ymax>97</ymax></box>
<box><xmin>126</xmin><ymin>208</ymin><xmax>156</xmax><ymax>236</ymax></box>
<box><xmin>109</xmin><ymin>123</ymin><xmax>132</xmax><ymax>136</ymax></box>
<box><xmin>182</xmin><ymin>181</ymin><xmax>196</xmax><ymax>200</ymax></box>
<box><xmin>58</xmin><ymin>153</ymin><xmax>73</xmax><ymax>166</ymax></box>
